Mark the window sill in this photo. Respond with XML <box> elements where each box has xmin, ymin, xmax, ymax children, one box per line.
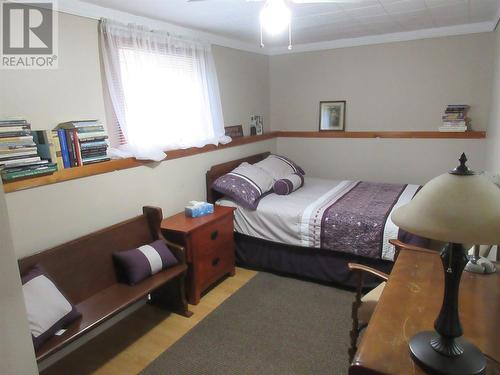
<box><xmin>3</xmin><ymin>130</ymin><xmax>486</xmax><ymax>193</ymax></box>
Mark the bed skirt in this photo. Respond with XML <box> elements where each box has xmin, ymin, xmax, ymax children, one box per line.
<box><xmin>235</xmin><ymin>233</ymin><xmax>393</xmax><ymax>290</ymax></box>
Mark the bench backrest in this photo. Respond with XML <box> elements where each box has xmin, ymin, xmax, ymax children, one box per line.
<box><xmin>18</xmin><ymin>207</ymin><xmax>162</xmax><ymax>304</ymax></box>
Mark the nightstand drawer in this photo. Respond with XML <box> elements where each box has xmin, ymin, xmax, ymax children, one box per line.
<box><xmin>191</xmin><ymin>215</ymin><xmax>233</xmax><ymax>256</ymax></box>
<box><xmin>196</xmin><ymin>242</ymin><xmax>234</xmax><ymax>289</ymax></box>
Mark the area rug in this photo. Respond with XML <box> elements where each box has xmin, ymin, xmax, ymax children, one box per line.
<box><xmin>140</xmin><ymin>272</ymin><xmax>353</xmax><ymax>375</ymax></box>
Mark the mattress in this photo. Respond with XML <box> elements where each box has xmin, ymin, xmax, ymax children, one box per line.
<box><xmin>217</xmin><ymin>177</ymin><xmax>420</xmax><ymax>261</ymax></box>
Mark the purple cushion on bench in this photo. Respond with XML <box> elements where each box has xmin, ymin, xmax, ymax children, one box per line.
<box><xmin>21</xmin><ymin>265</ymin><xmax>81</xmax><ymax>350</ymax></box>
<box><xmin>113</xmin><ymin>240</ymin><xmax>178</xmax><ymax>285</ymax></box>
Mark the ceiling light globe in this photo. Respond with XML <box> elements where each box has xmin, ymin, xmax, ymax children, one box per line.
<box><xmin>260</xmin><ymin>0</ymin><xmax>291</xmax><ymax>36</ymax></box>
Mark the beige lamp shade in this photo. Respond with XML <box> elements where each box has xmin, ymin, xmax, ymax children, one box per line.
<box><xmin>392</xmin><ymin>173</ymin><xmax>500</xmax><ymax>245</ymax></box>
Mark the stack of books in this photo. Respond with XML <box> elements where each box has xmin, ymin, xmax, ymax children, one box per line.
<box><xmin>439</xmin><ymin>105</ymin><xmax>471</xmax><ymax>132</ymax></box>
<box><xmin>54</xmin><ymin>120</ymin><xmax>110</xmax><ymax>168</ymax></box>
<box><xmin>0</xmin><ymin>119</ymin><xmax>58</xmax><ymax>182</ymax></box>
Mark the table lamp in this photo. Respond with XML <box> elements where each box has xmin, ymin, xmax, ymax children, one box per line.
<box><xmin>391</xmin><ymin>153</ymin><xmax>500</xmax><ymax>375</ymax></box>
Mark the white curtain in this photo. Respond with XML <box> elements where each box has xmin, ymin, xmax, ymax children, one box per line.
<box><xmin>100</xmin><ymin>19</ymin><xmax>230</xmax><ymax>161</ymax></box>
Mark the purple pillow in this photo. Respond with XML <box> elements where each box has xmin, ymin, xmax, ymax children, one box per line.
<box><xmin>212</xmin><ymin>162</ymin><xmax>274</xmax><ymax>210</ymax></box>
<box><xmin>113</xmin><ymin>240</ymin><xmax>179</xmax><ymax>285</ymax></box>
<box><xmin>274</xmin><ymin>173</ymin><xmax>305</xmax><ymax>195</ymax></box>
<box><xmin>21</xmin><ymin>265</ymin><xmax>81</xmax><ymax>350</ymax></box>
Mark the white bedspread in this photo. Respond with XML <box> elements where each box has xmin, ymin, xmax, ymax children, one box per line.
<box><xmin>217</xmin><ymin>177</ymin><xmax>419</xmax><ymax>261</ymax></box>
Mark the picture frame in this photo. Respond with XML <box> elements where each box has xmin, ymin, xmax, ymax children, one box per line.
<box><xmin>224</xmin><ymin>125</ymin><xmax>244</xmax><ymax>138</ymax></box>
<box><xmin>319</xmin><ymin>101</ymin><xmax>346</xmax><ymax>131</ymax></box>
<box><xmin>250</xmin><ymin>115</ymin><xmax>264</xmax><ymax>136</ymax></box>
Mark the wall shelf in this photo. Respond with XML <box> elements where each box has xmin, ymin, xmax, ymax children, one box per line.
<box><xmin>277</xmin><ymin>131</ymin><xmax>486</xmax><ymax>139</ymax></box>
<box><xmin>2</xmin><ymin>133</ymin><xmax>277</xmax><ymax>193</ymax></box>
<box><xmin>2</xmin><ymin>130</ymin><xmax>486</xmax><ymax>193</ymax></box>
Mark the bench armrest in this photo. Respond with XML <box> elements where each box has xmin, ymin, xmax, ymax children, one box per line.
<box><xmin>143</xmin><ymin>206</ymin><xmax>187</xmax><ymax>264</ymax></box>
<box><xmin>164</xmin><ymin>239</ymin><xmax>186</xmax><ymax>264</ymax></box>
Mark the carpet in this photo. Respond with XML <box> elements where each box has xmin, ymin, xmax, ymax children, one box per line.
<box><xmin>140</xmin><ymin>272</ymin><xmax>353</xmax><ymax>375</ymax></box>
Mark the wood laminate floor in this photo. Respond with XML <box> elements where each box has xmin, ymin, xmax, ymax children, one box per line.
<box><xmin>42</xmin><ymin>268</ymin><xmax>257</xmax><ymax>375</ymax></box>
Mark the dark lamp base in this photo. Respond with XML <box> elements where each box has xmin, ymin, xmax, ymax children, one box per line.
<box><xmin>410</xmin><ymin>331</ymin><xmax>486</xmax><ymax>375</ymax></box>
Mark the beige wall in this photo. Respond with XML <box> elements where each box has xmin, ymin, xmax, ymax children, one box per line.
<box><xmin>213</xmin><ymin>46</ymin><xmax>269</xmax><ymax>135</ymax></box>
<box><xmin>0</xmin><ymin>14</ymin><xmax>107</xmax><ymax>131</ymax></box>
<box><xmin>269</xmin><ymin>33</ymin><xmax>494</xmax><ymax>132</ymax></box>
<box><xmin>0</xmin><ymin>185</ymin><xmax>39</xmax><ymax>375</ymax></box>
<box><xmin>487</xmin><ymin>27</ymin><xmax>500</xmax><ymax>174</ymax></box>
<box><xmin>0</xmin><ymin>12</ymin><xmax>274</xmax><ymax>258</ymax></box>
<box><xmin>271</xmin><ymin>33</ymin><xmax>494</xmax><ymax>182</ymax></box>
<box><xmin>277</xmin><ymin>138</ymin><xmax>486</xmax><ymax>185</ymax></box>
<box><xmin>7</xmin><ymin>140</ymin><xmax>275</xmax><ymax>258</ymax></box>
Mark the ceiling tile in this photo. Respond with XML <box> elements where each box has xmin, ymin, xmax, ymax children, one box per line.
<box><xmin>344</xmin><ymin>4</ymin><xmax>387</xmax><ymax>18</ymax></box>
<box><xmin>78</xmin><ymin>0</ymin><xmax>500</xmax><ymax>47</ymax></box>
<box><xmin>382</xmin><ymin>0</ymin><xmax>427</xmax><ymax>14</ymax></box>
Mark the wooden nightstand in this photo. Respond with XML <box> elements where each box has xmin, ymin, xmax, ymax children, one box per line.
<box><xmin>161</xmin><ymin>206</ymin><xmax>236</xmax><ymax>305</ymax></box>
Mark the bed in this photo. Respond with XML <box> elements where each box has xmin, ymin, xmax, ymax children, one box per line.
<box><xmin>206</xmin><ymin>152</ymin><xmax>427</xmax><ymax>288</ymax></box>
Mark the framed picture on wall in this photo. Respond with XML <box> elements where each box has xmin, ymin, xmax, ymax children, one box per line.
<box><xmin>319</xmin><ymin>101</ymin><xmax>346</xmax><ymax>131</ymax></box>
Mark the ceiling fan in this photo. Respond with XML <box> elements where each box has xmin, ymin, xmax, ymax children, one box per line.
<box><xmin>188</xmin><ymin>0</ymin><xmax>361</xmax><ymax>50</ymax></box>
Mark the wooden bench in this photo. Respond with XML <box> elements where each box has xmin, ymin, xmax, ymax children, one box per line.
<box><xmin>18</xmin><ymin>206</ymin><xmax>192</xmax><ymax>363</ymax></box>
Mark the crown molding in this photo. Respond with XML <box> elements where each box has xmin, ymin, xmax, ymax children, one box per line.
<box><xmin>57</xmin><ymin>0</ymin><xmax>496</xmax><ymax>57</ymax></box>
<box><xmin>267</xmin><ymin>21</ymin><xmax>496</xmax><ymax>55</ymax></box>
<box><xmin>57</xmin><ymin>0</ymin><xmax>266</xmax><ymax>55</ymax></box>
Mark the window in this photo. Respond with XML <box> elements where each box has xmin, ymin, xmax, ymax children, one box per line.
<box><xmin>100</xmin><ymin>20</ymin><xmax>227</xmax><ymax>161</ymax></box>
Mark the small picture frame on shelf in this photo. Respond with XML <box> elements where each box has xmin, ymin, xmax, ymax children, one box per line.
<box><xmin>224</xmin><ymin>125</ymin><xmax>244</xmax><ymax>138</ymax></box>
<box><xmin>250</xmin><ymin>115</ymin><xmax>263</xmax><ymax>136</ymax></box>
<box><xmin>319</xmin><ymin>101</ymin><xmax>346</xmax><ymax>131</ymax></box>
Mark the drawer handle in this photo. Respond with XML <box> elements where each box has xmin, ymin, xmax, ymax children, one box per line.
<box><xmin>212</xmin><ymin>257</ymin><xmax>220</xmax><ymax>267</ymax></box>
<box><xmin>210</xmin><ymin>230</ymin><xmax>219</xmax><ymax>240</ymax></box>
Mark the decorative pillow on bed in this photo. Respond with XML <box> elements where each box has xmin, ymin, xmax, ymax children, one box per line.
<box><xmin>212</xmin><ymin>162</ymin><xmax>274</xmax><ymax>210</ymax></box>
<box><xmin>274</xmin><ymin>173</ymin><xmax>305</xmax><ymax>195</ymax></box>
<box><xmin>21</xmin><ymin>264</ymin><xmax>81</xmax><ymax>350</ymax></box>
<box><xmin>113</xmin><ymin>240</ymin><xmax>178</xmax><ymax>286</ymax></box>
<box><xmin>254</xmin><ymin>154</ymin><xmax>305</xmax><ymax>180</ymax></box>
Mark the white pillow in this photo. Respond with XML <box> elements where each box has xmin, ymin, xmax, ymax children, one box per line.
<box><xmin>22</xmin><ymin>265</ymin><xmax>81</xmax><ymax>349</ymax></box>
<box><xmin>254</xmin><ymin>154</ymin><xmax>305</xmax><ymax>180</ymax></box>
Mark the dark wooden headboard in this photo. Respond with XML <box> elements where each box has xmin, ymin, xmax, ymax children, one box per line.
<box><xmin>206</xmin><ymin>152</ymin><xmax>271</xmax><ymax>203</ymax></box>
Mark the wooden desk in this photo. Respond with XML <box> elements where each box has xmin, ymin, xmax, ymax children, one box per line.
<box><xmin>349</xmin><ymin>249</ymin><xmax>499</xmax><ymax>375</ymax></box>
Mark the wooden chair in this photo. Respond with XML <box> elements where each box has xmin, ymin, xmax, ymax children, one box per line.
<box><xmin>347</xmin><ymin>263</ymin><xmax>389</xmax><ymax>363</ymax></box>
<box><xmin>347</xmin><ymin>239</ymin><xmax>434</xmax><ymax>362</ymax></box>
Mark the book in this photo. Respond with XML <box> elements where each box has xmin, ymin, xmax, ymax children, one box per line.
<box><xmin>48</xmin><ymin>131</ymin><xmax>64</xmax><ymax>170</ymax></box>
<box><xmin>442</xmin><ymin>121</ymin><xmax>468</xmax><ymax>126</ymax></box>
<box><xmin>81</xmin><ymin>148</ymin><xmax>107</xmax><ymax>156</ymax></box>
<box><xmin>1</xmin><ymin>163</ymin><xmax>57</xmax><ymax>181</ymax></box>
<box><xmin>56</xmin><ymin>120</ymin><xmax>100</xmax><ymax>129</ymax></box>
<box><xmin>0</xmin><ymin>153</ymin><xmax>38</xmax><ymax>162</ymax></box>
<box><xmin>0</xmin><ymin>135</ymin><xmax>34</xmax><ymax>143</ymax></box>
<box><xmin>57</xmin><ymin>129</ymin><xmax>71</xmax><ymax>168</ymax></box>
<box><xmin>0</xmin><ymin>147</ymin><xmax>37</xmax><ymax>155</ymax></box>
<box><xmin>77</xmin><ymin>131</ymin><xmax>108</xmax><ymax>139</ymax></box>
<box><xmin>2</xmin><ymin>160</ymin><xmax>49</xmax><ymax>169</ymax></box>
<box><xmin>32</xmin><ymin>130</ymin><xmax>58</xmax><ymax>166</ymax></box>
<box><xmin>75</xmin><ymin>126</ymin><xmax>105</xmax><ymax>133</ymax></box>
<box><xmin>77</xmin><ymin>136</ymin><xmax>108</xmax><ymax>143</ymax></box>
<box><xmin>65</xmin><ymin>129</ymin><xmax>77</xmax><ymax>167</ymax></box>
<box><xmin>0</xmin><ymin>126</ymin><xmax>31</xmax><ymax>132</ymax></box>
<box><xmin>0</xmin><ymin>119</ymin><xmax>28</xmax><ymax>126</ymax></box>
<box><xmin>72</xmin><ymin>129</ymin><xmax>82</xmax><ymax>167</ymax></box>
<box><xmin>439</xmin><ymin>126</ymin><xmax>468</xmax><ymax>132</ymax></box>
<box><xmin>80</xmin><ymin>140</ymin><xmax>108</xmax><ymax>149</ymax></box>
<box><xmin>82</xmin><ymin>155</ymin><xmax>110</xmax><ymax>165</ymax></box>
<box><xmin>0</xmin><ymin>156</ymin><xmax>41</xmax><ymax>166</ymax></box>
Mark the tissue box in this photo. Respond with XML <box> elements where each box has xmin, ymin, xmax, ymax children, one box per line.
<box><xmin>185</xmin><ymin>201</ymin><xmax>214</xmax><ymax>218</ymax></box>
